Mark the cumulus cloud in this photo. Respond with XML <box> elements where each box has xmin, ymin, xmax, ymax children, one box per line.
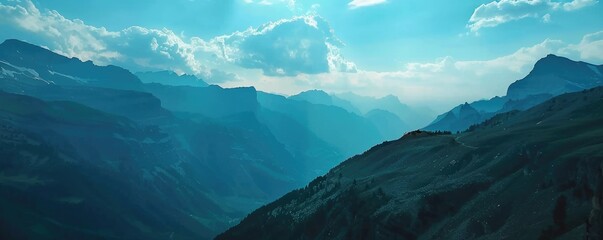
<box><xmin>214</xmin><ymin>15</ymin><xmax>356</xmax><ymax>76</ymax></box>
<box><xmin>231</xmin><ymin>31</ymin><xmax>601</xmax><ymax>111</ymax></box>
<box><xmin>0</xmin><ymin>0</ymin><xmax>353</xmax><ymax>78</ymax></box>
<box><xmin>562</xmin><ymin>0</ymin><xmax>598</xmax><ymax>10</ymax></box>
<box><xmin>0</xmin><ymin>0</ymin><xmax>211</xmax><ymax>74</ymax></box>
<box><xmin>468</xmin><ymin>0</ymin><xmax>598</xmax><ymax>32</ymax></box>
<box><xmin>559</xmin><ymin>30</ymin><xmax>603</xmax><ymax>61</ymax></box>
<box><xmin>455</xmin><ymin>38</ymin><xmax>566</xmax><ymax>74</ymax></box>
<box><xmin>1</xmin><ymin>0</ymin><xmax>601</xmax><ymax>111</ymax></box>
<box><xmin>0</xmin><ymin>0</ymin><xmax>121</xmax><ymax>64</ymax></box>
<box><xmin>348</xmin><ymin>0</ymin><xmax>388</xmax><ymax>9</ymax></box>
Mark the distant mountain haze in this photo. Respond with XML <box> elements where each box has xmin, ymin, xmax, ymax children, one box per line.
<box><xmin>336</xmin><ymin>92</ymin><xmax>435</xmax><ymax>130</ymax></box>
<box><xmin>289</xmin><ymin>89</ymin><xmax>361</xmax><ymax>115</ymax></box>
<box><xmin>257</xmin><ymin>91</ymin><xmax>383</xmax><ymax>157</ymax></box>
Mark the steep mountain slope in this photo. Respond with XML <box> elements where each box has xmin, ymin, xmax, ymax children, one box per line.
<box><xmin>507</xmin><ymin>54</ymin><xmax>603</xmax><ymax>99</ymax></box>
<box><xmin>256</xmin><ymin>108</ymin><xmax>343</xmax><ymax>179</ymax></box>
<box><xmin>0</xmin><ymin>39</ymin><xmax>143</xmax><ymax>91</ymax></box>
<box><xmin>0</xmin><ymin>39</ymin><xmax>328</xmax><ymax>238</ymax></box>
<box><xmin>0</xmin><ymin>91</ymin><xmax>233</xmax><ymax>239</ymax></box>
<box><xmin>0</xmin><ymin>39</ymin><xmax>258</xmax><ymax>121</ymax></box>
<box><xmin>218</xmin><ymin>87</ymin><xmax>603</xmax><ymax>240</ymax></box>
<box><xmin>0</xmin><ymin>90</ymin><xmax>313</xmax><ymax>239</ymax></box>
<box><xmin>136</xmin><ymin>71</ymin><xmax>209</xmax><ymax>87</ymax></box>
<box><xmin>0</xmin><ymin>39</ymin><xmax>429</xmax><ymax>238</ymax></box>
<box><xmin>425</xmin><ymin>54</ymin><xmax>603</xmax><ymax>132</ymax></box>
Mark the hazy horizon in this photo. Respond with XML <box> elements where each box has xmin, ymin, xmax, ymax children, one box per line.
<box><xmin>0</xmin><ymin>0</ymin><xmax>601</xmax><ymax>112</ymax></box>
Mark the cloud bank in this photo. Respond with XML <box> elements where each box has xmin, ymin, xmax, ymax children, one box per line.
<box><xmin>0</xmin><ymin>0</ymin><xmax>354</xmax><ymax>79</ymax></box>
<box><xmin>0</xmin><ymin>0</ymin><xmax>602</xmax><ymax>110</ymax></box>
<box><xmin>348</xmin><ymin>0</ymin><xmax>388</xmax><ymax>9</ymax></box>
<box><xmin>214</xmin><ymin>15</ymin><xmax>356</xmax><ymax>76</ymax></box>
<box><xmin>468</xmin><ymin>0</ymin><xmax>598</xmax><ymax>32</ymax></box>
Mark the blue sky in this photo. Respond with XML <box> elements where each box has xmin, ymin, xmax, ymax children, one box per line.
<box><xmin>0</xmin><ymin>0</ymin><xmax>602</xmax><ymax>111</ymax></box>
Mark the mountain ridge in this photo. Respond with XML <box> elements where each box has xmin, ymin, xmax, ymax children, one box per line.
<box><xmin>425</xmin><ymin>54</ymin><xmax>603</xmax><ymax>132</ymax></box>
<box><xmin>218</xmin><ymin>86</ymin><xmax>603</xmax><ymax>239</ymax></box>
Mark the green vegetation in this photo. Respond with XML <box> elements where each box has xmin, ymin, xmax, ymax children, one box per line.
<box><xmin>218</xmin><ymin>87</ymin><xmax>603</xmax><ymax>240</ymax></box>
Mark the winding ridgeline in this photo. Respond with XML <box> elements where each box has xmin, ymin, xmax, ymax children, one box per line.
<box><xmin>218</xmin><ymin>87</ymin><xmax>603</xmax><ymax>240</ymax></box>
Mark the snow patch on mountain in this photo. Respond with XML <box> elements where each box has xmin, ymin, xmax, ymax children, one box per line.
<box><xmin>48</xmin><ymin>70</ymin><xmax>93</xmax><ymax>83</ymax></box>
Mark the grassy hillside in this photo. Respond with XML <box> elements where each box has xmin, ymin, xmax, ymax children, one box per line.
<box><xmin>218</xmin><ymin>87</ymin><xmax>603</xmax><ymax>240</ymax></box>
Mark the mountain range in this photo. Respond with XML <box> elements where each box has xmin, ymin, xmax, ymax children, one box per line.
<box><xmin>425</xmin><ymin>54</ymin><xmax>603</xmax><ymax>133</ymax></box>
<box><xmin>0</xmin><ymin>39</ymin><xmax>431</xmax><ymax>238</ymax></box>
<box><xmin>218</xmin><ymin>86</ymin><xmax>603</xmax><ymax>240</ymax></box>
<box><xmin>3</xmin><ymin>38</ymin><xmax>602</xmax><ymax>239</ymax></box>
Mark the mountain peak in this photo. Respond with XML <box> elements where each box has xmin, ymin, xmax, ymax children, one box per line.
<box><xmin>530</xmin><ymin>54</ymin><xmax>576</xmax><ymax>75</ymax></box>
<box><xmin>300</xmin><ymin>89</ymin><xmax>329</xmax><ymax>96</ymax></box>
<box><xmin>290</xmin><ymin>89</ymin><xmax>332</xmax><ymax>103</ymax></box>
<box><xmin>506</xmin><ymin>54</ymin><xmax>603</xmax><ymax>99</ymax></box>
<box><xmin>0</xmin><ymin>39</ymin><xmax>55</xmax><ymax>56</ymax></box>
<box><xmin>1</xmin><ymin>39</ymin><xmax>31</xmax><ymax>47</ymax></box>
<box><xmin>459</xmin><ymin>102</ymin><xmax>479</xmax><ymax>115</ymax></box>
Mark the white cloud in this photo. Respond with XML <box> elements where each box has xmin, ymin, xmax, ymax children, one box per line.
<box><xmin>1</xmin><ymin>0</ymin><xmax>601</xmax><ymax>111</ymax></box>
<box><xmin>562</xmin><ymin>0</ymin><xmax>598</xmax><ymax>10</ymax></box>
<box><xmin>560</xmin><ymin>30</ymin><xmax>603</xmax><ymax>61</ymax></box>
<box><xmin>468</xmin><ymin>0</ymin><xmax>598</xmax><ymax>32</ymax></box>
<box><xmin>455</xmin><ymin>38</ymin><xmax>565</xmax><ymax>74</ymax></box>
<box><xmin>0</xmin><ymin>0</ymin><xmax>121</xmax><ymax>64</ymax></box>
<box><xmin>229</xmin><ymin>33</ymin><xmax>601</xmax><ymax>111</ymax></box>
<box><xmin>542</xmin><ymin>13</ymin><xmax>552</xmax><ymax>22</ymax></box>
<box><xmin>348</xmin><ymin>0</ymin><xmax>388</xmax><ymax>9</ymax></box>
<box><xmin>0</xmin><ymin>0</ymin><xmax>211</xmax><ymax>74</ymax></box>
<box><xmin>0</xmin><ymin>0</ymin><xmax>354</xmax><ymax>78</ymax></box>
<box><xmin>212</xmin><ymin>15</ymin><xmax>356</xmax><ymax>76</ymax></box>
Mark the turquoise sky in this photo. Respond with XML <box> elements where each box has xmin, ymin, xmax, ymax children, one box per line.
<box><xmin>1</xmin><ymin>0</ymin><xmax>602</xmax><ymax>110</ymax></box>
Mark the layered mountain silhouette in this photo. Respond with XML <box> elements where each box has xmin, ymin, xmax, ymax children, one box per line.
<box><xmin>218</xmin><ymin>86</ymin><xmax>603</xmax><ymax>240</ymax></box>
<box><xmin>336</xmin><ymin>92</ymin><xmax>434</xmax><ymax>130</ymax></box>
<box><xmin>289</xmin><ymin>90</ymin><xmax>361</xmax><ymax>115</ymax></box>
<box><xmin>289</xmin><ymin>90</ymin><xmax>416</xmax><ymax>140</ymax></box>
<box><xmin>0</xmin><ymin>39</ymin><xmax>425</xmax><ymax>238</ymax></box>
<box><xmin>425</xmin><ymin>54</ymin><xmax>603</xmax><ymax>132</ymax></box>
<box><xmin>5</xmin><ymin>38</ymin><xmax>600</xmax><ymax>240</ymax></box>
<box><xmin>0</xmin><ymin>91</ymin><xmax>238</xmax><ymax>239</ymax></box>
